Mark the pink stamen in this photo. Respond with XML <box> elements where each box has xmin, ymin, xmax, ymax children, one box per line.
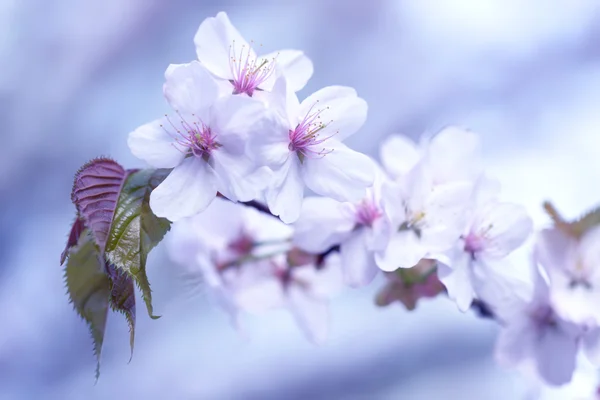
<box><xmin>355</xmin><ymin>198</ymin><xmax>381</xmax><ymax>227</ymax></box>
<box><xmin>227</xmin><ymin>229</ymin><xmax>254</xmax><ymax>257</ymax></box>
<box><xmin>160</xmin><ymin>112</ymin><xmax>220</xmax><ymax>160</ymax></box>
<box><xmin>229</xmin><ymin>40</ymin><xmax>275</xmax><ymax>96</ymax></box>
<box><xmin>463</xmin><ymin>232</ymin><xmax>485</xmax><ymax>256</ymax></box>
<box><xmin>463</xmin><ymin>223</ymin><xmax>493</xmax><ymax>258</ymax></box>
<box><xmin>288</xmin><ymin>102</ymin><xmax>336</xmax><ymax>161</ymax></box>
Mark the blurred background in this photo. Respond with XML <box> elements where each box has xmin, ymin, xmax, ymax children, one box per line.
<box><xmin>2</xmin><ymin>0</ymin><xmax>600</xmax><ymax>398</ymax></box>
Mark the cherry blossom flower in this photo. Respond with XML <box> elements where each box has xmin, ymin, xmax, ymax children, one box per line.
<box><xmin>166</xmin><ymin>197</ymin><xmax>342</xmax><ymax>343</ymax></box>
<box><xmin>166</xmin><ymin>198</ymin><xmax>291</xmax><ymax>325</ymax></box>
<box><xmin>374</xmin><ymin>127</ymin><xmax>482</xmax><ymax>271</ymax></box>
<box><xmin>493</xmin><ymin>266</ymin><xmax>582</xmax><ymax>386</ymax></box>
<box><xmin>379</xmin><ymin>126</ymin><xmax>482</xmax><ymax>183</ymax></box>
<box><xmin>293</xmin><ymin>174</ymin><xmax>390</xmax><ymax>287</ymax></box>
<box><xmin>375</xmin><ymin>259</ymin><xmax>445</xmax><ymax>309</ymax></box>
<box><xmin>532</xmin><ymin>359</ymin><xmax>600</xmax><ymax>400</ymax></box>
<box><xmin>278</xmin><ymin>255</ymin><xmax>343</xmax><ymax>344</ymax></box>
<box><xmin>194</xmin><ymin>12</ymin><xmax>313</xmax><ymax>97</ymax></box>
<box><xmin>438</xmin><ymin>197</ymin><xmax>533</xmax><ymax>312</ymax></box>
<box><xmin>536</xmin><ymin>226</ymin><xmax>600</xmax><ymax>328</ymax></box>
<box><xmin>128</xmin><ymin>61</ymin><xmax>270</xmax><ymax>221</ymax></box>
<box><xmin>375</xmin><ymin>163</ymin><xmax>474</xmax><ymax>271</ymax></box>
<box><xmin>248</xmin><ymin>77</ymin><xmax>375</xmax><ymax>223</ymax></box>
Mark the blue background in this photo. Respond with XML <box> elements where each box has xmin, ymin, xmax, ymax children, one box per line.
<box><xmin>2</xmin><ymin>0</ymin><xmax>600</xmax><ymax>398</ymax></box>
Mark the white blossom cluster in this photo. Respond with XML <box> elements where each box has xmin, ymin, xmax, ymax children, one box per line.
<box><xmin>127</xmin><ymin>12</ymin><xmax>600</xmax><ymax>397</ymax></box>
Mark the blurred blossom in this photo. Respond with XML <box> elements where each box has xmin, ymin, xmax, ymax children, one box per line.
<box><xmin>375</xmin><ymin>127</ymin><xmax>478</xmax><ymax>271</ymax></box>
<box><xmin>493</xmin><ymin>264</ymin><xmax>582</xmax><ymax>386</ymax></box>
<box><xmin>293</xmin><ymin>173</ymin><xmax>389</xmax><ymax>288</ymax></box>
<box><xmin>532</xmin><ymin>358</ymin><xmax>600</xmax><ymax>399</ymax></box>
<box><xmin>375</xmin><ymin>259</ymin><xmax>445</xmax><ymax>310</ymax></box>
<box><xmin>439</xmin><ymin>192</ymin><xmax>533</xmax><ymax>312</ymax></box>
<box><xmin>166</xmin><ymin>197</ymin><xmax>342</xmax><ymax>343</ymax></box>
<box><xmin>537</xmin><ymin>226</ymin><xmax>600</xmax><ymax>328</ymax></box>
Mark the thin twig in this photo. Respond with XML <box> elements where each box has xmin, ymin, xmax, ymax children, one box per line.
<box><xmin>217</xmin><ymin>192</ymin><xmax>279</xmax><ymax>219</ymax></box>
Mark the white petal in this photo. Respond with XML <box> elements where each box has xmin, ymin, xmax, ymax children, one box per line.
<box><xmin>340</xmin><ymin>230</ymin><xmax>379</xmax><ymax>287</ymax></box>
<box><xmin>163</xmin><ymin>61</ymin><xmax>219</xmax><ymax>116</ymax></box>
<box><xmin>261</xmin><ymin>49</ymin><xmax>313</xmax><ymax>92</ymax></box>
<box><xmin>149</xmin><ymin>157</ymin><xmax>217</xmax><ymax>221</ymax></box>
<box><xmin>421</xmin><ymin>181</ymin><xmax>474</xmax><ymax>251</ymax></box>
<box><xmin>197</xmin><ymin>254</ymin><xmax>223</xmax><ymax>288</ymax></box>
<box><xmin>400</xmin><ymin>162</ymin><xmax>434</xmax><ymax>215</ymax></box>
<box><xmin>534</xmin><ymin>323</ymin><xmax>579</xmax><ymax>385</ymax></box>
<box><xmin>246</xmin><ymin>109</ymin><xmax>291</xmax><ymax>168</ymax></box>
<box><xmin>165</xmin><ymin>218</ymin><xmax>204</xmax><ymax>267</ymax></box>
<box><xmin>311</xmin><ymin>255</ymin><xmax>344</xmax><ymax>297</ymax></box>
<box><xmin>424</xmin><ymin>126</ymin><xmax>483</xmax><ymax>184</ymax></box>
<box><xmin>380</xmin><ymin>180</ymin><xmax>408</xmax><ymax>225</ymax></box>
<box><xmin>261</xmin><ymin>75</ymin><xmax>301</xmax><ymax>125</ymax></box>
<box><xmin>287</xmin><ymin>284</ymin><xmax>330</xmax><ymax>345</ymax></box>
<box><xmin>193</xmin><ymin>12</ymin><xmax>250</xmax><ymax>80</ymax></box>
<box><xmin>365</xmin><ymin>213</ymin><xmax>392</xmax><ymax>251</ymax></box>
<box><xmin>473</xmin><ymin>258</ymin><xmax>532</xmax><ymax>322</ymax></box>
<box><xmin>234</xmin><ymin>276</ymin><xmax>286</xmax><ymax>314</ymax></box>
<box><xmin>551</xmin><ymin>280</ymin><xmax>600</xmax><ymax>326</ymax></box>
<box><xmin>302</xmin><ymin>140</ymin><xmax>375</xmax><ymax>202</ymax></box>
<box><xmin>211</xmin><ymin>150</ymin><xmax>271</xmax><ymax>202</ymax></box>
<box><xmin>127</xmin><ymin>118</ymin><xmax>185</xmax><ymax>168</ymax></box>
<box><xmin>211</xmin><ymin>286</ymin><xmax>244</xmax><ymax>332</ymax></box>
<box><xmin>475</xmin><ymin>202</ymin><xmax>533</xmax><ymax>258</ymax></box>
<box><xmin>210</xmin><ymin>94</ymin><xmax>269</xmax><ymax>152</ymax></box>
<box><xmin>437</xmin><ymin>257</ymin><xmax>475</xmax><ymax>312</ymax></box>
<box><xmin>495</xmin><ymin>315</ymin><xmax>536</xmax><ymax>367</ymax></box>
<box><xmin>188</xmin><ymin>197</ymin><xmax>248</xmax><ymax>244</ymax></box>
<box><xmin>579</xmin><ymin>226</ymin><xmax>600</xmax><ymax>278</ymax></box>
<box><xmin>379</xmin><ymin>134</ymin><xmax>420</xmax><ymax>179</ymax></box>
<box><xmin>299</xmin><ymin>86</ymin><xmax>367</xmax><ymax>141</ymax></box>
<box><xmin>534</xmin><ymin>228</ymin><xmax>576</xmax><ymax>278</ymax></box>
<box><xmin>266</xmin><ymin>157</ymin><xmax>305</xmax><ymax>223</ymax></box>
<box><xmin>375</xmin><ymin>230</ymin><xmax>425</xmax><ymax>271</ymax></box>
<box><xmin>293</xmin><ymin>197</ymin><xmax>354</xmax><ymax>253</ymax></box>
<box><xmin>583</xmin><ymin>328</ymin><xmax>600</xmax><ymax>366</ymax></box>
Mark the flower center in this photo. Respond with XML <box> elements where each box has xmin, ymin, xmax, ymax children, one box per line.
<box><xmin>569</xmin><ymin>259</ymin><xmax>593</xmax><ymax>289</ymax></box>
<box><xmin>463</xmin><ymin>232</ymin><xmax>485</xmax><ymax>257</ymax></box>
<box><xmin>530</xmin><ymin>304</ymin><xmax>558</xmax><ymax>332</ymax></box>
<box><xmin>227</xmin><ymin>229</ymin><xmax>254</xmax><ymax>257</ymax></box>
<box><xmin>355</xmin><ymin>199</ymin><xmax>381</xmax><ymax>227</ymax></box>
<box><xmin>399</xmin><ymin>207</ymin><xmax>426</xmax><ymax>238</ymax></box>
<box><xmin>288</xmin><ymin>103</ymin><xmax>334</xmax><ymax>161</ymax></box>
<box><xmin>229</xmin><ymin>40</ymin><xmax>275</xmax><ymax>97</ymax></box>
<box><xmin>162</xmin><ymin>113</ymin><xmax>220</xmax><ymax>161</ymax></box>
<box><xmin>462</xmin><ymin>224</ymin><xmax>493</xmax><ymax>259</ymax></box>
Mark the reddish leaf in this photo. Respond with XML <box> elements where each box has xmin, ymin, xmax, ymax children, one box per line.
<box><xmin>106</xmin><ymin>263</ymin><xmax>136</xmax><ymax>360</ymax></box>
<box><xmin>71</xmin><ymin>158</ymin><xmax>126</xmax><ymax>253</ymax></box>
<box><xmin>60</xmin><ymin>217</ymin><xmax>86</xmax><ymax>265</ymax></box>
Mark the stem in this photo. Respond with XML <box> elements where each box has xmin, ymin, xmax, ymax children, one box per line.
<box><xmin>217</xmin><ymin>192</ymin><xmax>279</xmax><ymax>220</ymax></box>
<box><xmin>218</xmin><ymin>250</ymin><xmax>286</xmax><ymax>271</ymax></box>
<box><xmin>471</xmin><ymin>299</ymin><xmax>495</xmax><ymax>320</ymax></box>
<box><xmin>254</xmin><ymin>238</ymin><xmax>292</xmax><ymax>246</ymax></box>
<box><xmin>315</xmin><ymin>244</ymin><xmax>340</xmax><ymax>269</ymax></box>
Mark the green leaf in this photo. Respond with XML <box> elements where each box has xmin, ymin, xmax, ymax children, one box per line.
<box><xmin>105</xmin><ymin>169</ymin><xmax>171</xmax><ymax>319</ymax></box>
<box><xmin>64</xmin><ymin>229</ymin><xmax>110</xmax><ymax>380</ymax></box>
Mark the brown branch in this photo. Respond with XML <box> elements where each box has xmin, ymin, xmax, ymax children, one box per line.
<box><xmin>216</xmin><ymin>193</ymin><xmax>279</xmax><ymax>219</ymax></box>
